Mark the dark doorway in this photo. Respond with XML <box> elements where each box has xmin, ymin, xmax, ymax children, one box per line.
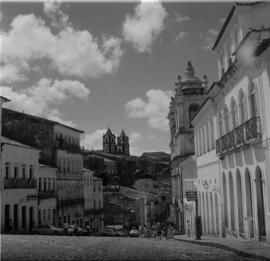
<box><xmin>22</xmin><ymin>206</ymin><xmax>26</xmax><ymax>231</ymax></box>
<box><xmin>255</xmin><ymin>167</ymin><xmax>266</xmax><ymax>241</ymax></box>
<box><xmin>29</xmin><ymin>207</ymin><xmax>34</xmax><ymax>232</ymax></box>
<box><xmin>13</xmin><ymin>204</ymin><xmax>18</xmax><ymax>232</ymax></box>
<box><xmin>5</xmin><ymin>205</ymin><xmax>10</xmax><ymax>232</ymax></box>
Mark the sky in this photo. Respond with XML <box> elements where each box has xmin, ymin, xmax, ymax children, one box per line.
<box><xmin>0</xmin><ymin>1</ymin><xmax>232</xmax><ymax>155</ymax></box>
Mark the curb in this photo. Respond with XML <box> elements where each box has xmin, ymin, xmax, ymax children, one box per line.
<box><xmin>174</xmin><ymin>237</ymin><xmax>270</xmax><ymax>261</ymax></box>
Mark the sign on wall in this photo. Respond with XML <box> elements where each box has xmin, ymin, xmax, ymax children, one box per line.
<box><xmin>186</xmin><ymin>191</ymin><xmax>198</xmax><ymax>201</ymax></box>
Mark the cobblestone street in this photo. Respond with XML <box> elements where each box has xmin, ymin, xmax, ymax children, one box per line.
<box><xmin>1</xmin><ymin>235</ymin><xmax>255</xmax><ymax>261</ymax></box>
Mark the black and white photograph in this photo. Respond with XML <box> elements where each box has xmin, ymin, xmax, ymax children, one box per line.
<box><xmin>0</xmin><ymin>0</ymin><xmax>270</xmax><ymax>260</ymax></box>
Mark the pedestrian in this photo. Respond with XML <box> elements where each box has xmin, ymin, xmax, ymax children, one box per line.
<box><xmin>187</xmin><ymin>220</ymin><xmax>191</xmax><ymax>237</ymax></box>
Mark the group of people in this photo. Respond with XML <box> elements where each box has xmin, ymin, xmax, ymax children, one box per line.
<box><xmin>138</xmin><ymin>222</ymin><xmax>175</xmax><ymax>240</ymax></box>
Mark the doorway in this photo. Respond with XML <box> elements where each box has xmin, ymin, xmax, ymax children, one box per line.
<box><xmin>255</xmin><ymin>167</ymin><xmax>266</xmax><ymax>241</ymax></box>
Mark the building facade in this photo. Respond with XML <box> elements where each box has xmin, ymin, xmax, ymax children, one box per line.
<box><xmin>83</xmin><ymin>168</ymin><xmax>94</xmax><ymax>228</ymax></box>
<box><xmin>92</xmin><ymin>176</ymin><xmax>104</xmax><ymax>230</ymax></box>
<box><xmin>1</xmin><ymin>137</ymin><xmax>40</xmax><ymax>233</ymax></box>
<box><xmin>2</xmin><ymin>108</ymin><xmax>84</xmax><ymax>228</ymax></box>
<box><xmin>103</xmin><ymin>128</ymin><xmax>129</xmax><ymax>155</ymax></box>
<box><xmin>192</xmin><ymin>2</ymin><xmax>270</xmax><ymax>242</ymax></box>
<box><xmin>37</xmin><ymin>164</ymin><xmax>57</xmax><ymax>226</ymax></box>
<box><xmin>192</xmin><ymin>95</ymin><xmax>222</xmax><ymax>237</ymax></box>
<box><xmin>168</xmin><ymin>62</ymin><xmax>208</xmax><ymax>233</ymax></box>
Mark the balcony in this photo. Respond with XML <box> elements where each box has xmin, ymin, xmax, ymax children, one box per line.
<box><xmin>235</xmin><ymin>124</ymin><xmax>245</xmax><ymax>147</ymax></box>
<box><xmin>55</xmin><ymin>139</ymin><xmax>83</xmax><ymax>154</ymax></box>
<box><xmin>4</xmin><ymin>178</ymin><xmax>37</xmax><ymax>189</ymax></box>
<box><xmin>216</xmin><ymin>117</ymin><xmax>261</xmax><ymax>156</ymax></box>
<box><xmin>83</xmin><ymin>208</ymin><xmax>103</xmax><ymax>216</ymax></box>
<box><xmin>57</xmin><ymin>197</ymin><xmax>84</xmax><ymax>207</ymax></box>
<box><xmin>38</xmin><ymin>190</ymin><xmax>57</xmax><ymax>199</ymax></box>
<box><xmin>245</xmin><ymin>117</ymin><xmax>261</xmax><ymax>142</ymax></box>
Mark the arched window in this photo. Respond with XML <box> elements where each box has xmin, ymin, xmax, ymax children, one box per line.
<box><xmin>238</xmin><ymin>89</ymin><xmax>247</xmax><ymax>123</ymax></box>
<box><xmin>189</xmin><ymin>104</ymin><xmax>200</xmax><ymax>128</ymax></box>
<box><xmin>249</xmin><ymin>81</ymin><xmax>258</xmax><ymax>118</ymax></box>
<box><xmin>218</xmin><ymin>111</ymin><xmax>223</xmax><ymax>137</ymax></box>
<box><xmin>224</xmin><ymin>106</ymin><xmax>230</xmax><ymax>133</ymax></box>
<box><xmin>230</xmin><ymin>98</ymin><xmax>238</xmax><ymax>128</ymax></box>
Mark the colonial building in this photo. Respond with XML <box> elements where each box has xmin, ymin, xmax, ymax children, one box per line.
<box><xmin>1</xmin><ymin>137</ymin><xmax>40</xmax><ymax>233</ymax></box>
<box><xmin>2</xmin><ymin>108</ymin><xmax>84</xmax><ymax>228</ymax></box>
<box><xmin>83</xmin><ymin>168</ymin><xmax>94</xmax><ymax>228</ymax></box>
<box><xmin>92</xmin><ymin>176</ymin><xmax>104</xmax><ymax>230</ymax></box>
<box><xmin>103</xmin><ymin>128</ymin><xmax>129</xmax><ymax>155</ymax></box>
<box><xmin>192</xmin><ymin>89</ymin><xmax>222</xmax><ymax>237</ymax></box>
<box><xmin>37</xmin><ymin>164</ymin><xmax>57</xmax><ymax>226</ymax></box>
<box><xmin>168</xmin><ymin>62</ymin><xmax>208</xmax><ymax>233</ymax></box>
<box><xmin>192</xmin><ymin>2</ymin><xmax>270</xmax><ymax>242</ymax></box>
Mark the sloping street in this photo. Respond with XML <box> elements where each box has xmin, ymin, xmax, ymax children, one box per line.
<box><xmin>1</xmin><ymin>235</ymin><xmax>254</xmax><ymax>261</ymax></box>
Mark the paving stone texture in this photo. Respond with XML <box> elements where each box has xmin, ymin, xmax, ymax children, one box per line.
<box><xmin>0</xmin><ymin>234</ymin><xmax>255</xmax><ymax>261</ymax></box>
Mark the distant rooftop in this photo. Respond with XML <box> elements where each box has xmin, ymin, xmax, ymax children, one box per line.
<box><xmin>2</xmin><ymin>136</ymin><xmax>39</xmax><ymax>151</ymax></box>
<box><xmin>3</xmin><ymin>107</ymin><xmax>84</xmax><ymax>134</ymax></box>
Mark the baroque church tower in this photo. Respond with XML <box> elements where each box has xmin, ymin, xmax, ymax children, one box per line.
<box><xmin>103</xmin><ymin>128</ymin><xmax>116</xmax><ymax>154</ymax></box>
<box><xmin>103</xmin><ymin>128</ymin><xmax>129</xmax><ymax>155</ymax></box>
<box><xmin>117</xmin><ymin>130</ymin><xmax>129</xmax><ymax>155</ymax></box>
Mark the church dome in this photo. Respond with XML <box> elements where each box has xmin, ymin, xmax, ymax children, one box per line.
<box><xmin>176</xmin><ymin>61</ymin><xmax>206</xmax><ymax>95</ymax></box>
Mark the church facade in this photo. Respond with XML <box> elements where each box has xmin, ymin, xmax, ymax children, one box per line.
<box><xmin>103</xmin><ymin>128</ymin><xmax>129</xmax><ymax>156</ymax></box>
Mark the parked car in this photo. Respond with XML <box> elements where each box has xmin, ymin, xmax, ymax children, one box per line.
<box><xmin>114</xmin><ymin>229</ymin><xmax>128</xmax><ymax>237</ymax></box>
<box><xmin>102</xmin><ymin>227</ymin><xmax>115</xmax><ymax>237</ymax></box>
<box><xmin>32</xmin><ymin>225</ymin><xmax>64</xmax><ymax>235</ymax></box>
<box><xmin>129</xmin><ymin>229</ymin><xmax>139</xmax><ymax>237</ymax></box>
<box><xmin>67</xmin><ymin>225</ymin><xmax>87</xmax><ymax>236</ymax></box>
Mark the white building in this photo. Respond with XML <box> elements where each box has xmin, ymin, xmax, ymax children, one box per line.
<box><xmin>1</xmin><ymin>137</ymin><xmax>40</xmax><ymax>233</ymax></box>
<box><xmin>92</xmin><ymin>176</ymin><xmax>104</xmax><ymax>230</ymax></box>
<box><xmin>193</xmin><ymin>2</ymin><xmax>270</xmax><ymax>242</ymax></box>
<box><xmin>37</xmin><ymin>164</ymin><xmax>57</xmax><ymax>226</ymax></box>
<box><xmin>83</xmin><ymin>168</ymin><xmax>94</xmax><ymax>228</ymax></box>
<box><xmin>192</xmin><ymin>92</ymin><xmax>222</xmax><ymax>237</ymax></box>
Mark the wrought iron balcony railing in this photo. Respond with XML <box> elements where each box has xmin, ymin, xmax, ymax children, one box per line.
<box><xmin>57</xmin><ymin>198</ymin><xmax>84</xmax><ymax>207</ymax></box>
<box><xmin>4</xmin><ymin>178</ymin><xmax>37</xmax><ymax>189</ymax></box>
<box><xmin>244</xmin><ymin>116</ymin><xmax>261</xmax><ymax>142</ymax></box>
<box><xmin>227</xmin><ymin>130</ymin><xmax>236</xmax><ymax>150</ymax></box>
<box><xmin>215</xmin><ymin>117</ymin><xmax>261</xmax><ymax>156</ymax></box>
<box><xmin>221</xmin><ymin>135</ymin><xmax>227</xmax><ymax>153</ymax></box>
<box><xmin>235</xmin><ymin>124</ymin><xmax>245</xmax><ymax>147</ymax></box>
<box><xmin>83</xmin><ymin>208</ymin><xmax>103</xmax><ymax>216</ymax></box>
<box><xmin>38</xmin><ymin>190</ymin><xmax>57</xmax><ymax>199</ymax></box>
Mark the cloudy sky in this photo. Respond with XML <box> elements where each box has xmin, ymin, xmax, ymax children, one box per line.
<box><xmin>0</xmin><ymin>1</ymin><xmax>231</xmax><ymax>155</ymax></box>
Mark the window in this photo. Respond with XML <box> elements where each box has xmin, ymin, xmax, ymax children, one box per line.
<box><xmin>53</xmin><ymin>178</ymin><xmax>56</xmax><ymax>190</ymax></box>
<box><xmin>48</xmin><ymin>209</ymin><xmax>51</xmax><ymax>220</ymax></box>
<box><xmin>94</xmin><ymin>200</ymin><xmax>96</xmax><ymax>209</ymax></box>
<box><xmin>238</xmin><ymin>89</ymin><xmax>247</xmax><ymax>123</ymax></box>
<box><xmin>99</xmin><ymin>182</ymin><xmax>101</xmax><ymax>192</ymax></box>
<box><xmin>22</xmin><ymin>164</ymin><xmax>26</xmax><ymax>179</ymax></box>
<box><xmin>14</xmin><ymin>166</ymin><xmax>19</xmax><ymax>179</ymax></box>
<box><xmin>5</xmin><ymin>162</ymin><xmax>10</xmax><ymax>179</ymax></box>
<box><xmin>43</xmin><ymin>209</ymin><xmax>46</xmax><ymax>221</ymax></box>
<box><xmin>43</xmin><ymin>178</ymin><xmax>47</xmax><ymax>192</ymax></box>
<box><xmin>48</xmin><ymin>178</ymin><xmax>51</xmax><ymax>191</ymax></box>
<box><xmin>63</xmin><ymin>159</ymin><xmax>66</xmax><ymax>173</ymax></box>
<box><xmin>249</xmin><ymin>81</ymin><xmax>258</xmax><ymax>118</ymax></box>
<box><xmin>224</xmin><ymin>106</ymin><xmax>229</xmax><ymax>133</ymax></box>
<box><xmin>99</xmin><ymin>199</ymin><xmax>101</xmax><ymax>209</ymax></box>
<box><xmin>218</xmin><ymin>112</ymin><xmax>223</xmax><ymax>137</ymax></box>
<box><xmin>93</xmin><ymin>183</ymin><xmax>96</xmax><ymax>192</ymax></box>
<box><xmin>29</xmin><ymin>165</ymin><xmax>33</xmax><ymax>179</ymax></box>
<box><xmin>189</xmin><ymin>104</ymin><xmax>200</xmax><ymax>128</ymax></box>
<box><xmin>231</xmin><ymin>98</ymin><xmax>238</xmax><ymax>128</ymax></box>
<box><xmin>39</xmin><ymin>178</ymin><xmax>42</xmax><ymax>191</ymax></box>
